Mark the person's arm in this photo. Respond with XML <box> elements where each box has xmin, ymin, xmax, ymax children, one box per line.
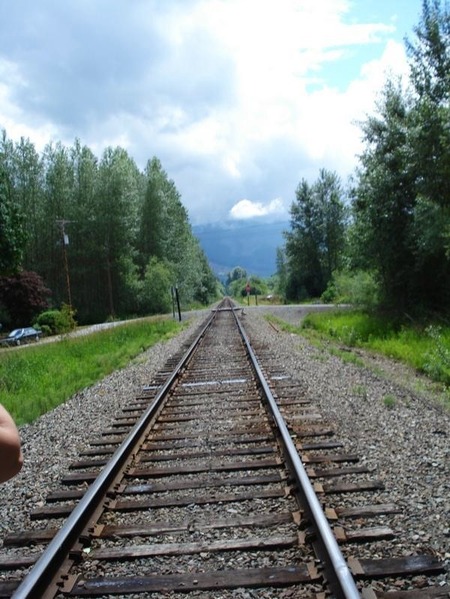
<box><xmin>0</xmin><ymin>404</ymin><xmax>23</xmax><ymax>483</ymax></box>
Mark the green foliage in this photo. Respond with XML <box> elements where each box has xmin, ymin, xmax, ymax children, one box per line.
<box><xmin>302</xmin><ymin>310</ymin><xmax>395</xmax><ymax>346</ymax></box>
<box><xmin>226</xmin><ymin>273</ymin><xmax>269</xmax><ymax>300</ymax></box>
<box><xmin>406</xmin><ymin>0</ymin><xmax>450</xmax><ymax>204</ymax></box>
<box><xmin>351</xmin><ymin>80</ymin><xmax>416</xmax><ymax>312</ymax></box>
<box><xmin>350</xmin><ymin>1</ymin><xmax>450</xmax><ymax>315</ymax></box>
<box><xmin>226</xmin><ymin>266</ymin><xmax>247</xmax><ymax>285</ymax></box>
<box><xmin>240</xmin><ymin>275</ymin><xmax>268</xmax><ymax>297</ymax></box>
<box><xmin>226</xmin><ymin>266</ymin><xmax>248</xmax><ymax>297</ymax></box>
<box><xmin>0</xmin><ymin>318</ymin><xmax>182</xmax><ymax>425</ymax></box>
<box><xmin>137</xmin><ymin>157</ymin><xmax>165</xmax><ymax>268</ymax></box>
<box><xmin>423</xmin><ymin>325</ymin><xmax>450</xmax><ymax>383</ymax></box>
<box><xmin>228</xmin><ymin>278</ymin><xmax>245</xmax><ymax>298</ymax></box>
<box><xmin>0</xmin><ymin>194</ymin><xmax>25</xmax><ymax>275</ymax></box>
<box><xmin>321</xmin><ymin>270</ymin><xmax>379</xmax><ymax>308</ymax></box>
<box><xmin>0</xmin><ymin>137</ymin><xmax>27</xmax><ymax>275</ymax></box>
<box><xmin>302</xmin><ymin>308</ymin><xmax>450</xmax><ymax>388</ymax></box>
<box><xmin>275</xmin><ymin>247</ymin><xmax>288</xmax><ymax>300</ymax></box>
<box><xmin>284</xmin><ymin>169</ymin><xmax>347</xmax><ymax>301</ymax></box>
<box><xmin>139</xmin><ymin>257</ymin><xmax>174</xmax><ymax>314</ymax></box>
<box><xmin>35</xmin><ymin>304</ymin><xmax>77</xmax><ymax>335</ymax></box>
<box><xmin>0</xmin><ymin>132</ymin><xmax>217</xmax><ymax>324</ymax></box>
<box><xmin>192</xmin><ymin>249</ymin><xmax>220</xmax><ymax>305</ymax></box>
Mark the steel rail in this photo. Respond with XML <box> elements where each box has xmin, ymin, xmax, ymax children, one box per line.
<box><xmin>232</xmin><ymin>307</ymin><xmax>362</xmax><ymax>599</ymax></box>
<box><xmin>12</xmin><ymin>307</ymin><xmax>221</xmax><ymax>599</ymax></box>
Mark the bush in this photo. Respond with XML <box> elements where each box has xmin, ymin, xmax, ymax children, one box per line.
<box><xmin>35</xmin><ymin>304</ymin><xmax>77</xmax><ymax>335</ymax></box>
<box><xmin>423</xmin><ymin>325</ymin><xmax>450</xmax><ymax>384</ymax></box>
<box><xmin>322</xmin><ymin>270</ymin><xmax>379</xmax><ymax>308</ymax></box>
<box><xmin>0</xmin><ymin>271</ymin><xmax>51</xmax><ymax>327</ymax></box>
<box><xmin>138</xmin><ymin>257</ymin><xmax>174</xmax><ymax>315</ymax></box>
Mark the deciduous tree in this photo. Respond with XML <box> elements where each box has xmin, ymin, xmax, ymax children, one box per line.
<box><xmin>284</xmin><ymin>170</ymin><xmax>346</xmax><ymax>300</ymax></box>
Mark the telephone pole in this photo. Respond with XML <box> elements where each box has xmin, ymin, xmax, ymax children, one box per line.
<box><xmin>56</xmin><ymin>219</ymin><xmax>73</xmax><ymax>308</ymax></box>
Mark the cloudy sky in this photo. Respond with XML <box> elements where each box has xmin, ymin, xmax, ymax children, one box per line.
<box><xmin>0</xmin><ymin>0</ymin><xmax>423</xmax><ymax>225</ymax></box>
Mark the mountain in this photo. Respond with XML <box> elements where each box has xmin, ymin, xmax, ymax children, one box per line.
<box><xmin>193</xmin><ymin>220</ymin><xmax>289</xmax><ymax>279</ymax></box>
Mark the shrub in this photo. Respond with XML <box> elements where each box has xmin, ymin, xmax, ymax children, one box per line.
<box><xmin>0</xmin><ymin>271</ymin><xmax>51</xmax><ymax>327</ymax></box>
<box><xmin>322</xmin><ymin>270</ymin><xmax>379</xmax><ymax>308</ymax></box>
<box><xmin>139</xmin><ymin>257</ymin><xmax>174</xmax><ymax>314</ymax></box>
<box><xmin>35</xmin><ymin>304</ymin><xmax>77</xmax><ymax>335</ymax></box>
<box><xmin>321</xmin><ymin>283</ymin><xmax>337</xmax><ymax>303</ymax></box>
<box><xmin>423</xmin><ymin>325</ymin><xmax>450</xmax><ymax>384</ymax></box>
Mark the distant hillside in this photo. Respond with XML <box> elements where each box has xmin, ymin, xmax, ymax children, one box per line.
<box><xmin>193</xmin><ymin>220</ymin><xmax>288</xmax><ymax>279</ymax></box>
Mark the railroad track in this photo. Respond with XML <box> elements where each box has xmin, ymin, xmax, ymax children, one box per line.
<box><xmin>0</xmin><ymin>299</ymin><xmax>447</xmax><ymax>598</ymax></box>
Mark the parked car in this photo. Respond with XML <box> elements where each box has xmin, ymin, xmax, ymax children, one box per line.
<box><xmin>2</xmin><ymin>327</ymin><xmax>42</xmax><ymax>346</ymax></box>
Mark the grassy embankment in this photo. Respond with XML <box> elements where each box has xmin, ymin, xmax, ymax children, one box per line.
<box><xmin>0</xmin><ymin>317</ymin><xmax>184</xmax><ymax>426</ymax></box>
<box><xmin>267</xmin><ymin>309</ymin><xmax>450</xmax><ymax>407</ymax></box>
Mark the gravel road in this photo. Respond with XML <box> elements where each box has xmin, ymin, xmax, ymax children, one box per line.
<box><xmin>0</xmin><ymin>305</ymin><xmax>448</xmax><ymax>588</ymax></box>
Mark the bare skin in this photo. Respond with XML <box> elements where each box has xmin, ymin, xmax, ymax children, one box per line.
<box><xmin>0</xmin><ymin>405</ymin><xmax>23</xmax><ymax>483</ymax></box>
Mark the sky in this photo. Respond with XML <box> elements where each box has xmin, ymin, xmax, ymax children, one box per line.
<box><xmin>0</xmin><ymin>0</ymin><xmax>424</xmax><ymax>225</ymax></box>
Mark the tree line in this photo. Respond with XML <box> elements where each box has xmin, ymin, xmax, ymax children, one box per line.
<box><xmin>0</xmin><ymin>136</ymin><xmax>218</xmax><ymax>326</ymax></box>
<box><xmin>280</xmin><ymin>0</ymin><xmax>450</xmax><ymax>317</ymax></box>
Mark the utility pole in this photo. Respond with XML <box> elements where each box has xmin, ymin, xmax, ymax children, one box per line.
<box><xmin>56</xmin><ymin>219</ymin><xmax>73</xmax><ymax>308</ymax></box>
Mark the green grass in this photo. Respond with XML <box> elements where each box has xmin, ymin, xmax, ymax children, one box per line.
<box><xmin>383</xmin><ymin>394</ymin><xmax>397</xmax><ymax>409</ymax></box>
<box><xmin>266</xmin><ymin>309</ymin><xmax>450</xmax><ymax>407</ymax></box>
<box><xmin>0</xmin><ymin>317</ymin><xmax>183</xmax><ymax>426</ymax></box>
<box><xmin>301</xmin><ymin>309</ymin><xmax>450</xmax><ymax>390</ymax></box>
<box><xmin>302</xmin><ymin>310</ymin><xmax>395</xmax><ymax>345</ymax></box>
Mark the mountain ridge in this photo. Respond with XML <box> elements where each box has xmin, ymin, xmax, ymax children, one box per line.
<box><xmin>193</xmin><ymin>220</ymin><xmax>288</xmax><ymax>279</ymax></box>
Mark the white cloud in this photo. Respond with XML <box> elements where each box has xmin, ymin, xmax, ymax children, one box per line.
<box><xmin>0</xmin><ymin>0</ymin><xmax>418</xmax><ymax>224</ymax></box>
<box><xmin>281</xmin><ymin>39</ymin><xmax>410</xmax><ymax>168</ymax></box>
<box><xmin>156</xmin><ymin>0</ymin><xmax>408</xmax><ymax>193</ymax></box>
<box><xmin>230</xmin><ymin>197</ymin><xmax>285</xmax><ymax>220</ymax></box>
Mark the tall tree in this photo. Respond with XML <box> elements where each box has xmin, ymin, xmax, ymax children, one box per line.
<box><xmin>38</xmin><ymin>142</ymin><xmax>75</xmax><ymax>305</ymax></box>
<box><xmin>192</xmin><ymin>248</ymin><xmax>218</xmax><ymax>304</ymax></box>
<box><xmin>11</xmin><ymin>137</ymin><xmax>43</xmax><ymax>270</ymax></box>
<box><xmin>136</xmin><ymin>158</ymin><xmax>214</xmax><ymax>306</ymax></box>
<box><xmin>137</xmin><ymin>157</ymin><xmax>164</xmax><ymax>270</ymax></box>
<box><xmin>284</xmin><ymin>171</ymin><xmax>346</xmax><ymax>300</ymax></box>
<box><xmin>68</xmin><ymin>140</ymin><xmax>100</xmax><ymax>320</ymax></box>
<box><xmin>275</xmin><ymin>247</ymin><xmax>288</xmax><ymax>299</ymax></box>
<box><xmin>0</xmin><ymin>130</ymin><xmax>217</xmax><ymax>323</ymax></box>
<box><xmin>0</xmin><ymin>161</ymin><xmax>26</xmax><ymax>276</ymax></box>
<box><xmin>406</xmin><ymin>0</ymin><xmax>450</xmax><ymax>205</ymax></box>
<box><xmin>95</xmin><ymin>147</ymin><xmax>141</xmax><ymax>318</ymax></box>
<box><xmin>351</xmin><ymin>81</ymin><xmax>416</xmax><ymax>311</ymax></box>
<box><xmin>314</xmin><ymin>169</ymin><xmax>347</xmax><ymax>281</ymax></box>
<box><xmin>350</xmin><ymin>1</ymin><xmax>450</xmax><ymax>314</ymax></box>
<box><xmin>285</xmin><ymin>179</ymin><xmax>323</xmax><ymax>299</ymax></box>
<box><xmin>406</xmin><ymin>0</ymin><xmax>450</xmax><ymax>309</ymax></box>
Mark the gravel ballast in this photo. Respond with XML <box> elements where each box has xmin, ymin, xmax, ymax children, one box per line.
<box><xmin>0</xmin><ymin>305</ymin><xmax>448</xmax><ymax>588</ymax></box>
